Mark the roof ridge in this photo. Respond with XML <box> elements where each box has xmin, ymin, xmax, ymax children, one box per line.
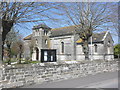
<box><xmin>51</xmin><ymin>25</ymin><xmax>79</xmax><ymax>31</ymax></box>
<box><xmin>102</xmin><ymin>31</ymin><xmax>109</xmax><ymax>41</ymax></box>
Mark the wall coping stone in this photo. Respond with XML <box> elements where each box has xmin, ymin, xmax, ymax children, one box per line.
<box><xmin>1</xmin><ymin>60</ymin><xmax>118</xmax><ymax>70</ymax></box>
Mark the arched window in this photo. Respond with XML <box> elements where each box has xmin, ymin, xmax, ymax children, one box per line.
<box><xmin>82</xmin><ymin>45</ymin><xmax>84</xmax><ymax>53</ymax></box>
<box><xmin>44</xmin><ymin>30</ymin><xmax>46</xmax><ymax>35</ymax></box>
<box><xmin>36</xmin><ymin>39</ymin><xmax>38</xmax><ymax>44</ymax></box>
<box><xmin>61</xmin><ymin>42</ymin><xmax>64</xmax><ymax>53</ymax></box>
<box><xmin>108</xmin><ymin>46</ymin><xmax>110</xmax><ymax>54</ymax></box>
<box><xmin>44</xmin><ymin>30</ymin><xmax>47</xmax><ymax>36</ymax></box>
<box><xmin>35</xmin><ymin>47</ymin><xmax>39</xmax><ymax>60</ymax></box>
<box><xmin>94</xmin><ymin>44</ymin><xmax>97</xmax><ymax>53</ymax></box>
<box><xmin>45</xmin><ymin>39</ymin><xmax>48</xmax><ymax>45</ymax></box>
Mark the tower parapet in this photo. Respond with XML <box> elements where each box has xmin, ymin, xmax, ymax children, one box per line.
<box><xmin>32</xmin><ymin>24</ymin><xmax>51</xmax><ymax>49</ymax></box>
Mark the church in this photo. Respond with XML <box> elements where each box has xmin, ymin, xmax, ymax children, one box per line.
<box><xmin>23</xmin><ymin>24</ymin><xmax>114</xmax><ymax>62</ymax></box>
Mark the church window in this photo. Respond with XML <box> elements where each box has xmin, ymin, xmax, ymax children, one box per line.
<box><xmin>82</xmin><ymin>45</ymin><xmax>84</xmax><ymax>53</ymax></box>
<box><xmin>94</xmin><ymin>44</ymin><xmax>97</xmax><ymax>52</ymax></box>
<box><xmin>36</xmin><ymin>39</ymin><xmax>38</xmax><ymax>44</ymax></box>
<box><xmin>107</xmin><ymin>46</ymin><xmax>110</xmax><ymax>54</ymax></box>
<box><xmin>44</xmin><ymin>31</ymin><xmax>47</xmax><ymax>36</ymax></box>
<box><xmin>44</xmin><ymin>30</ymin><xmax>45</xmax><ymax>35</ymax></box>
<box><xmin>61</xmin><ymin>42</ymin><xmax>64</xmax><ymax>53</ymax></box>
<box><xmin>45</xmin><ymin>39</ymin><xmax>48</xmax><ymax>45</ymax></box>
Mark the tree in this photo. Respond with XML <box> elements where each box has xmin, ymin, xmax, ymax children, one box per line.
<box><xmin>108</xmin><ymin>3</ymin><xmax>118</xmax><ymax>36</ymax></box>
<box><xmin>10</xmin><ymin>39</ymin><xmax>24</xmax><ymax>64</ymax></box>
<box><xmin>0</xmin><ymin>2</ymin><xmax>59</xmax><ymax>61</ymax></box>
<box><xmin>11</xmin><ymin>43</ymin><xmax>19</xmax><ymax>58</ymax></box>
<box><xmin>17</xmin><ymin>41</ymin><xmax>24</xmax><ymax>64</ymax></box>
<box><xmin>58</xmin><ymin>2</ymin><xmax>117</xmax><ymax>60</ymax></box>
<box><xmin>114</xmin><ymin>44</ymin><xmax>120</xmax><ymax>59</ymax></box>
<box><xmin>29</xmin><ymin>41</ymin><xmax>34</xmax><ymax>61</ymax></box>
<box><xmin>5</xmin><ymin>29</ymin><xmax>18</xmax><ymax>64</ymax></box>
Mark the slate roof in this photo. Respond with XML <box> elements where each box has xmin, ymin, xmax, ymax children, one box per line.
<box><xmin>91</xmin><ymin>32</ymin><xmax>106</xmax><ymax>42</ymax></box>
<box><xmin>24</xmin><ymin>25</ymin><xmax>76</xmax><ymax>40</ymax></box>
<box><xmin>50</xmin><ymin>25</ymin><xmax>76</xmax><ymax>37</ymax></box>
<box><xmin>23</xmin><ymin>25</ymin><xmax>107</xmax><ymax>43</ymax></box>
<box><xmin>23</xmin><ymin>34</ymin><xmax>32</xmax><ymax>40</ymax></box>
<box><xmin>76</xmin><ymin>31</ymin><xmax>107</xmax><ymax>44</ymax></box>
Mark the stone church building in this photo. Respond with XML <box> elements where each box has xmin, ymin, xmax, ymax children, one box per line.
<box><xmin>23</xmin><ymin>24</ymin><xmax>114</xmax><ymax>62</ymax></box>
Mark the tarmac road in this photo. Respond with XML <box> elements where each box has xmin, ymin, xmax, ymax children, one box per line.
<box><xmin>22</xmin><ymin>71</ymin><xmax>118</xmax><ymax>88</ymax></box>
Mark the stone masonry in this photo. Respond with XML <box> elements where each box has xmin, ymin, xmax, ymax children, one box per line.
<box><xmin>0</xmin><ymin>60</ymin><xmax>118</xmax><ymax>89</ymax></box>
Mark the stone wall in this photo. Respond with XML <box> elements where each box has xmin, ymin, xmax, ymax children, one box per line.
<box><xmin>0</xmin><ymin>60</ymin><xmax>118</xmax><ymax>88</ymax></box>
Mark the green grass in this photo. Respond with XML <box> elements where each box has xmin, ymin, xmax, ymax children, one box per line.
<box><xmin>3</xmin><ymin>58</ymin><xmax>17</xmax><ymax>63</ymax></box>
<box><xmin>30</xmin><ymin>61</ymin><xmax>40</xmax><ymax>64</ymax></box>
<box><xmin>3</xmin><ymin>58</ymin><xmax>40</xmax><ymax>65</ymax></box>
<box><xmin>22</xmin><ymin>60</ymin><xmax>40</xmax><ymax>64</ymax></box>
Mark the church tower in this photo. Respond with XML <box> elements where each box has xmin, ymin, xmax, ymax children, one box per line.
<box><xmin>32</xmin><ymin>24</ymin><xmax>51</xmax><ymax>61</ymax></box>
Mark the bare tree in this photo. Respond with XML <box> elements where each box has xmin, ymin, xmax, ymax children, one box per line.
<box><xmin>29</xmin><ymin>41</ymin><xmax>34</xmax><ymax>61</ymax></box>
<box><xmin>58</xmin><ymin>2</ymin><xmax>117</xmax><ymax>60</ymax></box>
<box><xmin>5</xmin><ymin>29</ymin><xmax>18</xmax><ymax>64</ymax></box>
<box><xmin>108</xmin><ymin>3</ymin><xmax>118</xmax><ymax>37</ymax></box>
<box><xmin>0</xmin><ymin>2</ymin><xmax>59</xmax><ymax>61</ymax></box>
<box><xmin>10</xmin><ymin>38</ymin><xmax>24</xmax><ymax>64</ymax></box>
<box><xmin>17</xmin><ymin>41</ymin><xmax>24</xmax><ymax>64</ymax></box>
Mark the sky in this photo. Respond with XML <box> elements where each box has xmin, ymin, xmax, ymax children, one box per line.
<box><xmin>13</xmin><ymin>2</ymin><xmax>119</xmax><ymax>45</ymax></box>
<box><xmin>17</xmin><ymin>21</ymin><xmax>119</xmax><ymax>45</ymax></box>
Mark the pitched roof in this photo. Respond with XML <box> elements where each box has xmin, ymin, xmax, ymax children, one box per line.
<box><xmin>23</xmin><ymin>25</ymin><xmax>108</xmax><ymax>43</ymax></box>
<box><xmin>50</xmin><ymin>25</ymin><xmax>76</xmax><ymax>37</ymax></box>
<box><xmin>76</xmin><ymin>31</ymin><xmax>107</xmax><ymax>43</ymax></box>
<box><xmin>23</xmin><ymin>25</ymin><xmax>77</xmax><ymax>40</ymax></box>
<box><xmin>23</xmin><ymin>34</ymin><xmax>32</xmax><ymax>40</ymax></box>
<box><xmin>92</xmin><ymin>31</ymin><xmax>107</xmax><ymax>42</ymax></box>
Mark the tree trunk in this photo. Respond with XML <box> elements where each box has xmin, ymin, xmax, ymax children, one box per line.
<box><xmin>82</xmin><ymin>40</ymin><xmax>89</xmax><ymax>60</ymax></box>
<box><xmin>2</xmin><ymin>19</ymin><xmax>14</xmax><ymax>61</ymax></box>
<box><xmin>19</xmin><ymin>53</ymin><xmax>22</xmax><ymax>64</ymax></box>
<box><xmin>0</xmin><ymin>43</ymin><xmax>2</xmax><ymax>64</ymax></box>
<box><xmin>19</xmin><ymin>44</ymin><xmax>23</xmax><ymax>64</ymax></box>
<box><xmin>1</xmin><ymin>41</ymin><xmax>4</xmax><ymax>62</ymax></box>
<box><xmin>6</xmin><ymin>42</ymin><xmax>11</xmax><ymax>65</ymax></box>
<box><xmin>7</xmin><ymin>48</ymin><xmax>11</xmax><ymax>65</ymax></box>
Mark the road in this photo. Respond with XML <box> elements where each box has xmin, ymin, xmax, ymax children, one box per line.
<box><xmin>22</xmin><ymin>71</ymin><xmax>118</xmax><ymax>88</ymax></box>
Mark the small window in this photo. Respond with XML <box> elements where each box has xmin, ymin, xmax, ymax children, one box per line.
<box><xmin>82</xmin><ymin>45</ymin><xmax>84</xmax><ymax>53</ymax></box>
<box><xmin>44</xmin><ymin>30</ymin><xmax>46</xmax><ymax>35</ymax></box>
<box><xmin>36</xmin><ymin>39</ymin><xmax>38</xmax><ymax>44</ymax></box>
<box><xmin>45</xmin><ymin>39</ymin><xmax>48</xmax><ymax>45</ymax></box>
<box><xmin>44</xmin><ymin>31</ymin><xmax>47</xmax><ymax>36</ymax></box>
<box><xmin>61</xmin><ymin>42</ymin><xmax>64</xmax><ymax>53</ymax></box>
<box><xmin>94</xmin><ymin>44</ymin><xmax>97</xmax><ymax>53</ymax></box>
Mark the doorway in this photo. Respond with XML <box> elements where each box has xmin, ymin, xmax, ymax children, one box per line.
<box><xmin>35</xmin><ymin>47</ymin><xmax>39</xmax><ymax>60</ymax></box>
<box><xmin>41</xmin><ymin>49</ymin><xmax>56</xmax><ymax>62</ymax></box>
